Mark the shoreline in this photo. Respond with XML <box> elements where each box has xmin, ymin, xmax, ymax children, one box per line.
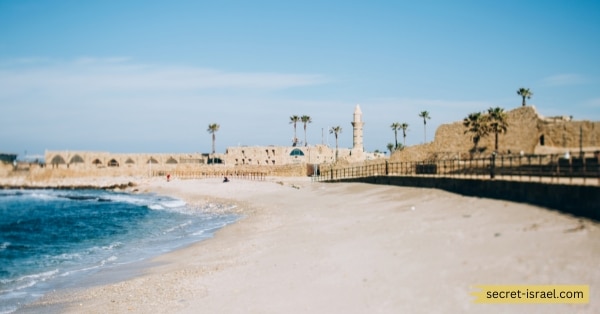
<box><xmin>15</xmin><ymin>177</ymin><xmax>600</xmax><ymax>313</ymax></box>
<box><xmin>0</xmin><ymin>182</ymin><xmax>137</xmax><ymax>191</ymax></box>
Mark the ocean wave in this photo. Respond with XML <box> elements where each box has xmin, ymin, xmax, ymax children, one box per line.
<box><xmin>147</xmin><ymin>198</ymin><xmax>188</xmax><ymax>213</ymax></box>
<box><xmin>163</xmin><ymin>220</ymin><xmax>193</xmax><ymax>234</ymax></box>
<box><xmin>25</xmin><ymin>191</ymin><xmax>61</xmax><ymax>201</ymax></box>
<box><xmin>0</xmin><ymin>269</ymin><xmax>59</xmax><ymax>294</ymax></box>
<box><xmin>161</xmin><ymin>200</ymin><xmax>187</xmax><ymax>208</ymax></box>
<box><xmin>0</xmin><ymin>242</ymin><xmax>9</xmax><ymax>251</ymax></box>
<box><xmin>99</xmin><ymin>255</ymin><xmax>118</xmax><ymax>266</ymax></box>
<box><xmin>57</xmin><ymin>194</ymin><xmax>112</xmax><ymax>202</ymax></box>
<box><xmin>53</xmin><ymin>252</ymin><xmax>82</xmax><ymax>261</ymax></box>
<box><xmin>59</xmin><ymin>255</ymin><xmax>119</xmax><ymax>278</ymax></box>
<box><xmin>103</xmin><ymin>193</ymin><xmax>150</xmax><ymax>206</ymax></box>
<box><xmin>0</xmin><ymin>190</ymin><xmax>23</xmax><ymax>198</ymax></box>
<box><xmin>102</xmin><ymin>242</ymin><xmax>124</xmax><ymax>251</ymax></box>
<box><xmin>191</xmin><ymin>230</ymin><xmax>206</xmax><ymax>236</ymax></box>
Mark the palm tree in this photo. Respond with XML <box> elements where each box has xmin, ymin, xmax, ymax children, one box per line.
<box><xmin>290</xmin><ymin>115</ymin><xmax>300</xmax><ymax>146</ymax></box>
<box><xmin>418</xmin><ymin>111</ymin><xmax>431</xmax><ymax>143</ymax></box>
<box><xmin>400</xmin><ymin>123</ymin><xmax>409</xmax><ymax>146</ymax></box>
<box><xmin>207</xmin><ymin>123</ymin><xmax>220</xmax><ymax>164</ymax></box>
<box><xmin>463</xmin><ymin>112</ymin><xmax>489</xmax><ymax>154</ymax></box>
<box><xmin>329</xmin><ymin>126</ymin><xmax>342</xmax><ymax>161</ymax></box>
<box><xmin>517</xmin><ymin>87</ymin><xmax>533</xmax><ymax>106</ymax></box>
<box><xmin>390</xmin><ymin>122</ymin><xmax>401</xmax><ymax>149</ymax></box>
<box><xmin>487</xmin><ymin>107</ymin><xmax>508</xmax><ymax>152</ymax></box>
<box><xmin>301</xmin><ymin>115</ymin><xmax>312</xmax><ymax>146</ymax></box>
<box><xmin>386</xmin><ymin>143</ymin><xmax>395</xmax><ymax>155</ymax></box>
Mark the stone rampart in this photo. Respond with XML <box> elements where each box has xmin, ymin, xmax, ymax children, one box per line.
<box><xmin>391</xmin><ymin>106</ymin><xmax>600</xmax><ymax>162</ymax></box>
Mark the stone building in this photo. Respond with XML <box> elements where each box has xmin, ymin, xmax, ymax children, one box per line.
<box><xmin>42</xmin><ymin>105</ymin><xmax>383</xmax><ymax>175</ymax></box>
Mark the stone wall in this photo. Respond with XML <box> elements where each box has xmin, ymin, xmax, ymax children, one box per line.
<box><xmin>390</xmin><ymin>106</ymin><xmax>600</xmax><ymax>162</ymax></box>
<box><xmin>332</xmin><ymin>176</ymin><xmax>600</xmax><ymax>221</ymax></box>
<box><xmin>223</xmin><ymin>145</ymin><xmax>338</xmax><ymax>166</ymax></box>
<box><xmin>0</xmin><ymin>162</ymin><xmax>12</xmax><ymax>177</ymax></box>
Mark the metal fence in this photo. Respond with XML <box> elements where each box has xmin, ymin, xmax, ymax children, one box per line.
<box><xmin>314</xmin><ymin>152</ymin><xmax>600</xmax><ymax>185</ymax></box>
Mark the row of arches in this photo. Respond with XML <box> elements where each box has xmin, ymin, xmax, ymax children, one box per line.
<box><xmin>49</xmin><ymin>155</ymin><xmax>185</xmax><ymax>167</ymax></box>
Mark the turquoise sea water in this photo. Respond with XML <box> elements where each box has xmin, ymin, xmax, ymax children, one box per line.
<box><xmin>0</xmin><ymin>189</ymin><xmax>238</xmax><ymax>313</ymax></box>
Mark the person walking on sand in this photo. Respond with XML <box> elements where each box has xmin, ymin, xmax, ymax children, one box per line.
<box><xmin>167</xmin><ymin>174</ymin><xmax>171</xmax><ymax>182</ymax></box>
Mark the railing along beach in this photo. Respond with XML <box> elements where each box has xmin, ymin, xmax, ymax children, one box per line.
<box><xmin>314</xmin><ymin>152</ymin><xmax>600</xmax><ymax>186</ymax></box>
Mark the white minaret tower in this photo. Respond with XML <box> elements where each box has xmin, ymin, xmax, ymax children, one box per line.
<box><xmin>351</xmin><ymin>104</ymin><xmax>364</xmax><ymax>151</ymax></box>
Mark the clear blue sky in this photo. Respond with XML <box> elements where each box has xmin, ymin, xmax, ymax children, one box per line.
<box><xmin>1</xmin><ymin>0</ymin><xmax>599</xmax><ymax>157</ymax></box>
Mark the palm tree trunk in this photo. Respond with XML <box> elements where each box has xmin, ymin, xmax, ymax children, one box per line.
<box><xmin>304</xmin><ymin>126</ymin><xmax>307</xmax><ymax>146</ymax></box>
<box><xmin>394</xmin><ymin>131</ymin><xmax>398</xmax><ymax>149</ymax></box>
<box><xmin>212</xmin><ymin>133</ymin><xmax>216</xmax><ymax>154</ymax></box>
<box><xmin>522</xmin><ymin>96</ymin><xmax>526</xmax><ymax>106</ymax></box>
<box><xmin>423</xmin><ymin>123</ymin><xmax>426</xmax><ymax>143</ymax></box>
<box><xmin>495</xmin><ymin>132</ymin><xmax>499</xmax><ymax>152</ymax></box>
<box><xmin>335</xmin><ymin>136</ymin><xmax>339</xmax><ymax>161</ymax></box>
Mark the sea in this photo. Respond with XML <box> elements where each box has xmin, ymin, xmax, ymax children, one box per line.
<box><xmin>0</xmin><ymin>188</ymin><xmax>239</xmax><ymax>313</ymax></box>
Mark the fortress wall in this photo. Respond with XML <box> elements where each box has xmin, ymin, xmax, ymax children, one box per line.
<box><xmin>429</xmin><ymin>106</ymin><xmax>540</xmax><ymax>156</ymax></box>
<box><xmin>390</xmin><ymin>106</ymin><xmax>600</xmax><ymax>162</ymax></box>
<box><xmin>0</xmin><ymin>163</ymin><xmax>12</xmax><ymax>177</ymax></box>
<box><xmin>539</xmin><ymin>120</ymin><xmax>600</xmax><ymax>149</ymax></box>
<box><xmin>223</xmin><ymin>145</ymin><xmax>367</xmax><ymax>166</ymax></box>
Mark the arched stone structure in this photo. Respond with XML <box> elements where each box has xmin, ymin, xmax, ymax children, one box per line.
<box><xmin>107</xmin><ymin>159</ymin><xmax>119</xmax><ymax>167</ymax></box>
<box><xmin>70</xmin><ymin>155</ymin><xmax>84</xmax><ymax>164</ymax></box>
<box><xmin>50</xmin><ymin>155</ymin><xmax>66</xmax><ymax>164</ymax></box>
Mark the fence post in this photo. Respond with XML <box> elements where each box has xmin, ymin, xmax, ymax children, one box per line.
<box><xmin>539</xmin><ymin>155</ymin><xmax>543</xmax><ymax>182</ymax></box>
<box><xmin>490</xmin><ymin>152</ymin><xmax>496</xmax><ymax>179</ymax></box>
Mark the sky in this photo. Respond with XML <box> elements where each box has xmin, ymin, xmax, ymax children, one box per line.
<box><xmin>1</xmin><ymin>0</ymin><xmax>599</xmax><ymax>158</ymax></box>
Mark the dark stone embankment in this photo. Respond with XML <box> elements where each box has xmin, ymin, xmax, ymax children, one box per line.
<box><xmin>332</xmin><ymin>176</ymin><xmax>600</xmax><ymax>221</ymax></box>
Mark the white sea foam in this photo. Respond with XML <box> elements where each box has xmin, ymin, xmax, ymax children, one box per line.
<box><xmin>191</xmin><ymin>230</ymin><xmax>206</xmax><ymax>236</ymax></box>
<box><xmin>103</xmin><ymin>242</ymin><xmax>123</xmax><ymax>250</ymax></box>
<box><xmin>0</xmin><ymin>269</ymin><xmax>59</xmax><ymax>294</ymax></box>
<box><xmin>164</xmin><ymin>220</ymin><xmax>193</xmax><ymax>234</ymax></box>
<box><xmin>161</xmin><ymin>199</ymin><xmax>187</xmax><ymax>208</ymax></box>
<box><xmin>104</xmin><ymin>193</ymin><xmax>149</xmax><ymax>206</ymax></box>
<box><xmin>99</xmin><ymin>256</ymin><xmax>118</xmax><ymax>266</ymax></box>
<box><xmin>54</xmin><ymin>252</ymin><xmax>82</xmax><ymax>261</ymax></box>
<box><xmin>60</xmin><ymin>255</ymin><xmax>119</xmax><ymax>277</ymax></box>
<box><xmin>0</xmin><ymin>242</ymin><xmax>9</xmax><ymax>251</ymax></box>
<box><xmin>26</xmin><ymin>191</ymin><xmax>60</xmax><ymax>201</ymax></box>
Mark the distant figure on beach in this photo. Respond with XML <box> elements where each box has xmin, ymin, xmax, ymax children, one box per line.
<box><xmin>167</xmin><ymin>174</ymin><xmax>171</xmax><ymax>182</ymax></box>
<box><xmin>223</xmin><ymin>176</ymin><xmax>229</xmax><ymax>183</ymax></box>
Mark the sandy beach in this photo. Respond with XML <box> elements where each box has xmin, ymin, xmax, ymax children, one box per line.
<box><xmin>19</xmin><ymin>177</ymin><xmax>600</xmax><ymax>313</ymax></box>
